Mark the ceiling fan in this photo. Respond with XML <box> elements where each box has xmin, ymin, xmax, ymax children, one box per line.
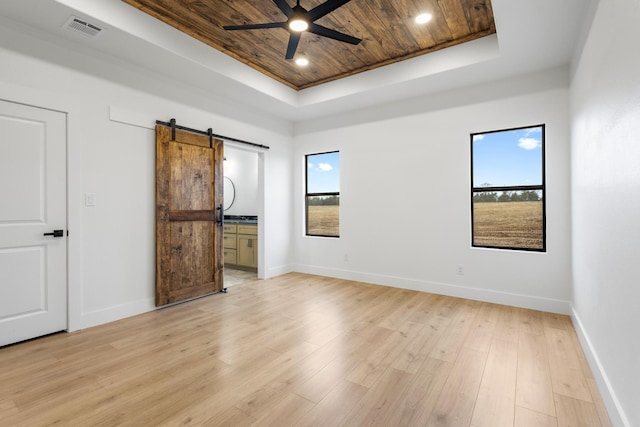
<box><xmin>223</xmin><ymin>0</ymin><xmax>362</xmax><ymax>60</ymax></box>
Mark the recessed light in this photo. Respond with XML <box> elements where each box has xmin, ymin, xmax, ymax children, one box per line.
<box><xmin>415</xmin><ymin>13</ymin><xmax>433</xmax><ymax>24</ymax></box>
<box><xmin>295</xmin><ymin>57</ymin><xmax>309</xmax><ymax>66</ymax></box>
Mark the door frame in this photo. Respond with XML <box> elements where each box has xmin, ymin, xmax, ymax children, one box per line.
<box><xmin>224</xmin><ymin>141</ymin><xmax>267</xmax><ymax>280</ymax></box>
<box><xmin>0</xmin><ymin>98</ymin><xmax>71</xmax><ymax>345</ymax></box>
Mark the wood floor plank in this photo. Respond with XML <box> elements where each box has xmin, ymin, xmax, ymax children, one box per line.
<box><xmin>249</xmin><ymin>393</ymin><xmax>314</xmax><ymax>426</ymax></box>
<box><xmin>232</xmin><ymin>342</ymin><xmax>319</xmax><ymax>410</ymax></box>
<box><xmin>236</xmin><ymin>327</ymin><xmax>384</xmax><ymax>420</ymax></box>
<box><xmin>340</xmin><ymin>367</ymin><xmax>413</xmax><ymax>426</ymax></box>
<box><xmin>493</xmin><ymin>305</ymin><xmax>521</xmax><ymax>343</ymax></box>
<box><xmin>554</xmin><ymin>393</ymin><xmax>602</xmax><ymax>427</ymax></box>
<box><xmin>200</xmin><ymin>406</ymin><xmax>256</xmax><ymax>427</ymax></box>
<box><xmin>464</xmin><ymin>302</ymin><xmax>500</xmax><ymax>353</ymax></box>
<box><xmin>294</xmin><ymin>380</ymin><xmax>369</xmax><ymax>426</ymax></box>
<box><xmin>392</xmin><ymin>296</ymin><xmax>451</xmax><ymax>374</ymax></box>
<box><xmin>576</xmin><ymin>351</ymin><xmax>614</xmax><ymax>427</ymax></box>
<box><xmin>377</xmin><ymin>290</ymin><xmax>425</xmax><ymax>330</ymax></box>
<box><xmin>585</xmin><ymin>376</ymin><xmax>614</xmax><ymax>427</ymax></box>
<box><xmin>294</xmin><ymin>329</ymin><xmax>384</xmax><ymax>403</ymax></box>
<box><xmin>391</xmin><ymin>356</ymin><xmax>453</xmax><ymax>425</ymax></box>
<box><xmin>0</xmin><ymin>399</ymin><xmax>18</xmax><ymax>417</ymax></box>
<box><xmin>156</xmin><ymin>387</ymin><xmax>246</xmax><ymax>426</ymax></box>
<box><xmin>429</xmin><ymin>299</ymin><xmax>480</xmax><ymax>362</ymax></box>
<box><xmin>545</xmin><ymin>326</ymin><xmax>592</xmax><ymax>402</ymax></box>
<box><xmin>519</xmin><ymin>309</ymin><xmax>545</xmax><ymax>336</ymax></box>
<box><xmin>79</xmin><ymin>353</ymin><xmax>234</xmax><ymax>426</ymax></box>
<box><xmin>0</xmin><ymin>273</ymin><xmax>611</xmax><ymax>426</ymax></box>
<box><xmin>265</xmin><ymin>311</ymin><xmax>342</xmax><ymax>353</ymax></box>
<box><xmin>345</xmin><ymin>323</ymin><xmax>421</xmax><ymax>388</ymax></box>
<box><xmin>351</xmin><ymin>287</ymin><xmax>415</xmax><ymax>328</ymax></box>
<box><xmin>426</xmin><ymin>347</ymin><xmax>488</xmax><ymax>426</ymax></box>
<box><xmin>516</xmin><ymin>331</ymin><xmax>556</xmax><ymax>416</ymax></box>
<box><xmin>514</xmin><ymin>406</ymin><xmax>558</xmax><ymax>427</ymax></box>
<box><xmin>542</xmin><ymin>311</ymin><xmax>574</xmax><ymax>331</ymax></box>
<box><xmin>406</xmin><ymin>292</ymin><xmax>445</xmax><ymax>325</ymax></box>
<box><xmin>471</xmin><ymin>338</ymin><xmax>518</xmax><ymax>427</ymax></box>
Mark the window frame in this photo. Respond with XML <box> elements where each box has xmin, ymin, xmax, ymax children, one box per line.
<box><xmin>305</xmin><ymin>150</ymin><xmax>340</xmax><ymax>238</ymax></box>
<box><xmin>470</xmin><ymin>124</ymin><xmax>546</xmax><ymax>252</ymax></box>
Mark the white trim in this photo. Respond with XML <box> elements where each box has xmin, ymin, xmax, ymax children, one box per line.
<box><xmin>571</xmin><ymin>307</ymin><xmax>630</xmax><ymax>427</ymax></box>
<box><xmin>266</xmin><ymin>263</ymin><xmax>295</xmax><ymax>279</ymax></box>
<box><xmin>79</xmin><ymin>297</ymin><xmax>156</xmax><ymax>330</ymax></box>
<box><xmin>294</xmin><ymin>264</ymin><xmax>571</xmax><ymax>314</ymax></box>
<box><xmin>109</xmin><ymin>105</ymin><xmax>155</xmax><ymax>129</ymax></box>
<box><xmin>108</xmin><ymin>106</ymin><xmax>269</xmax><ymax>153</ymax></box>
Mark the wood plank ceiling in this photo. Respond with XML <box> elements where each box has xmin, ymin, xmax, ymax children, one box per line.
<box><xmin>121</xmin><ymin>0</ymin><xmax>496</xmax><ymax>90</ymax></box>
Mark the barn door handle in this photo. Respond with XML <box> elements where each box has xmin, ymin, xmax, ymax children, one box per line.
<box><xmin>216</xmin><ymin>204</ymin><xmax>223</xmax><ymax>225</ymax></box>
<box><xmin>44</xmin><ymin>230</ymin><xmax>64</xmax><ymax>237</ymax></box>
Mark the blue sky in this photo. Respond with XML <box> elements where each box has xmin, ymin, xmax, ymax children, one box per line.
<box><xmin>307</xmin><ymin>151</ymin><xmax>340</xmax><ymax>193</ymax></box>
<box><xmin>472</xmin><ymin>126</ymin><xmax>543</xmax><ymax>187</ymax></box>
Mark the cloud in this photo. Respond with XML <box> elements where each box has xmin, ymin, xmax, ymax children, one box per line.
<box><xmin>518</xmin><ymin>137</ymin><xmax>541</xmax><ymax>150</ymax></box>
<box><xmin>317</xmin><ymin>163</ymin><xmax>333</xmax><ymax>172</ymax></box>
<box><xmin>473</xmin><ymin>134</ymin><xmax>485</xmax><ymax>142</ymax></box>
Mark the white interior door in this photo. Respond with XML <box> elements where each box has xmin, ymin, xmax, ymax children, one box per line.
<box><xmin>0</xmin><ymin>100</ymin><xmax>67</xmax><ymax>347</ymax></box>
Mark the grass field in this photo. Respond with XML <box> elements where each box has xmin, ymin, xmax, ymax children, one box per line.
<box><xmin>307</xmin><ymin>205</ymin><xmax>339</xmax><ymax>236</ymax></box>
<box><xmin>307</xmin><ymin>202</ymin><xmax>542</xmax><ymax>248</ymax></box>
<box><xmin>473</xmin><ymin>201</ymin><xmax>543</xmax><ymax>249</ymax></box>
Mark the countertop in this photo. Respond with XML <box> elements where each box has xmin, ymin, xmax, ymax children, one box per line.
<box><xmin>224</xmin><ymin>215</ymin><xmax>258</xmax><ymax>224</ymax></box>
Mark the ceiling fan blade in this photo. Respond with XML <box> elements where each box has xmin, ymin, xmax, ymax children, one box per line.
<box><xmin>272</xmin><ymin>0</ymin><xmax>294</xmax><ymax>18</ymax></box>
<box><xmin>309</xmin><ymin>23</ymin><xmax>361</xmax><ymax>45</ymax></box>
<box><xmin>223</xmin><ymin>22</ymin><xmax>287</xmax><ymax>30</ymax></box>
<box><xmin>308</xmin><ymin>0</ymin><xmax>353</xmax><ymax>21</ymax></box>
<box><xmin>285</xmin><ymin>32</ymin><xmax>301</xmax><ymax>60</ymax></box>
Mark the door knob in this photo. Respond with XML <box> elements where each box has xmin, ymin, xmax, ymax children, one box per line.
<box><xmin>43</xmin><ymin>230</ymin><xmax>64</xmax><ymax>237</ymax></box>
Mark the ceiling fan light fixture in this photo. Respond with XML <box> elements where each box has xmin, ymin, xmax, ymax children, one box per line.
<box><xmin>415</xmin><ymin>13</ymin><xmax>433</xmax><ymax>24</ymax></box>
<box><xmin>223</xmin><ymin>0</ymin><xmax>362</xmax><ymax>60</ymax></box>
<box><xmin>289</xmin><ymin>18</ymin><xmax>309</xmax><ymax>32</ymax></box>
<box><xmin>295</xmin><ymin>57</ymin><xmax>309</xmax><ymax>66</ymax></box>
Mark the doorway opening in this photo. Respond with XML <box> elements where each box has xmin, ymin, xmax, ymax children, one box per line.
<box><xmin>222</xmin><ymin>145</ymin><xmax>261</xmax><ymax>287</ymax></box>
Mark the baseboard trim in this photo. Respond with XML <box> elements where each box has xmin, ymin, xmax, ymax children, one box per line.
<box><xmin>571</xmin><ymin>307</ymin><xmax>629</xmax><ymax>427</ymax></box>
<box><xmin>78</xmin><ymin>298</ymin><xmax>156</xmax><ymax>331</ymax></box>
<box><xmin>293</xmin><ymin>264</ymin><xmax>571</xmax><ymax>314</ymax></box>
<box><xmin>265</xmin><ymin>263</ymin><xmax>294</xmax><ymax>279</ymax></box>
<box><xmin>75</xmin><ymin>264</ymin><xmax>295</xmax><ymax>331</ymax></box>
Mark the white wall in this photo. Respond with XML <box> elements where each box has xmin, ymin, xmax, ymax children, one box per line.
<box><xmin>4</xmin><ymin>5</ymin><xmax>636</xmax><ymax>424</ymax></box>
<box><xmin>293</xmin><ymin>77</ymin><xmax>573</xmax><ymax>314</ymax></box>
<box><xmin>223</xmin><ymin>146</ymin><xmax>258</xmax><ymax>216</ymax></box>
<box><xmin>0</xmin><ymin>23</ymin><xmax>294</xmax><ymax>331</ymax></box>
<box><xmin>571</xmin><ymin>0</ymin><xmax>640</xmax><ymax>425</ymax></box>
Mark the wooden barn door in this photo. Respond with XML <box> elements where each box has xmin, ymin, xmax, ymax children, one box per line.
<box><xmin>155</xmin><ymin>124</ymin><xmax>224</xmax><ymax>306</ymax></box>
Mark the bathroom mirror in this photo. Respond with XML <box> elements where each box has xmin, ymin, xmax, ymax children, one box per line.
<box><xmin>223</xmin><ymin>176</ymin><xmax>235</xmax><ymax>211</ymax></box>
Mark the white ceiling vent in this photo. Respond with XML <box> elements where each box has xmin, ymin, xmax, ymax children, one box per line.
<box><xmin>63</xmin><ymin>16</ymin><xmax>104</xmax><ymax>39</ymax></box>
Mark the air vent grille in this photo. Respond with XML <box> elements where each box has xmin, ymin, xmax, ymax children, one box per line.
<box><xmin>63</xmin><ymin>16</ymin><xmax>103</xmax><ymax>39</ymax></box>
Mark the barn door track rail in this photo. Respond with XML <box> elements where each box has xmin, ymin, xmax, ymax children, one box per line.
<box><xmin>156</xmin><ymin>119</ymin><xmax>270</xmax><ymax>150</ymax></box>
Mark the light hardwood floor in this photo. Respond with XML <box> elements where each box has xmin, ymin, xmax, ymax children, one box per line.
<box><xmin>0</xmin><ymin>273</ymin><xmax>612</xmax><ymax>426</ymax></box>
<box><xmin>224</xmin><ymin>267</ymin><xmax>258</xmax><ymax>287</ymax></box>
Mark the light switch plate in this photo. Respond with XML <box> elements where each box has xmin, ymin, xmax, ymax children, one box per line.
<box><xmin>85</xmin><ymin>192</ymin><xmax>97</xmax><ymax>207</ymax></box>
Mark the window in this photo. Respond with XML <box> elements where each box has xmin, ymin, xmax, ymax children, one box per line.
<box><xmin>305</xmin><ymin>151</ymin><xmax>340</xmax><ymax>237</ymax></box>
<box><xmin>471</xmin><ymin>125</ymin><xmax>545</xmax><ymax>251</ymax></box>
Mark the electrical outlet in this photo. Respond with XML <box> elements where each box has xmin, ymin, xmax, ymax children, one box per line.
<box><xmin>456</xmin><ymin>264</ymin><xmax>464</xmax><ymax>275</ymax></box>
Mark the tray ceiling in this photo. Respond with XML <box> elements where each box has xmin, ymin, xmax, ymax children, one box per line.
<box><xmin>121</xmin><ymin>0</ymin><xmax>496</xmax><ymax>91</ymax></box>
